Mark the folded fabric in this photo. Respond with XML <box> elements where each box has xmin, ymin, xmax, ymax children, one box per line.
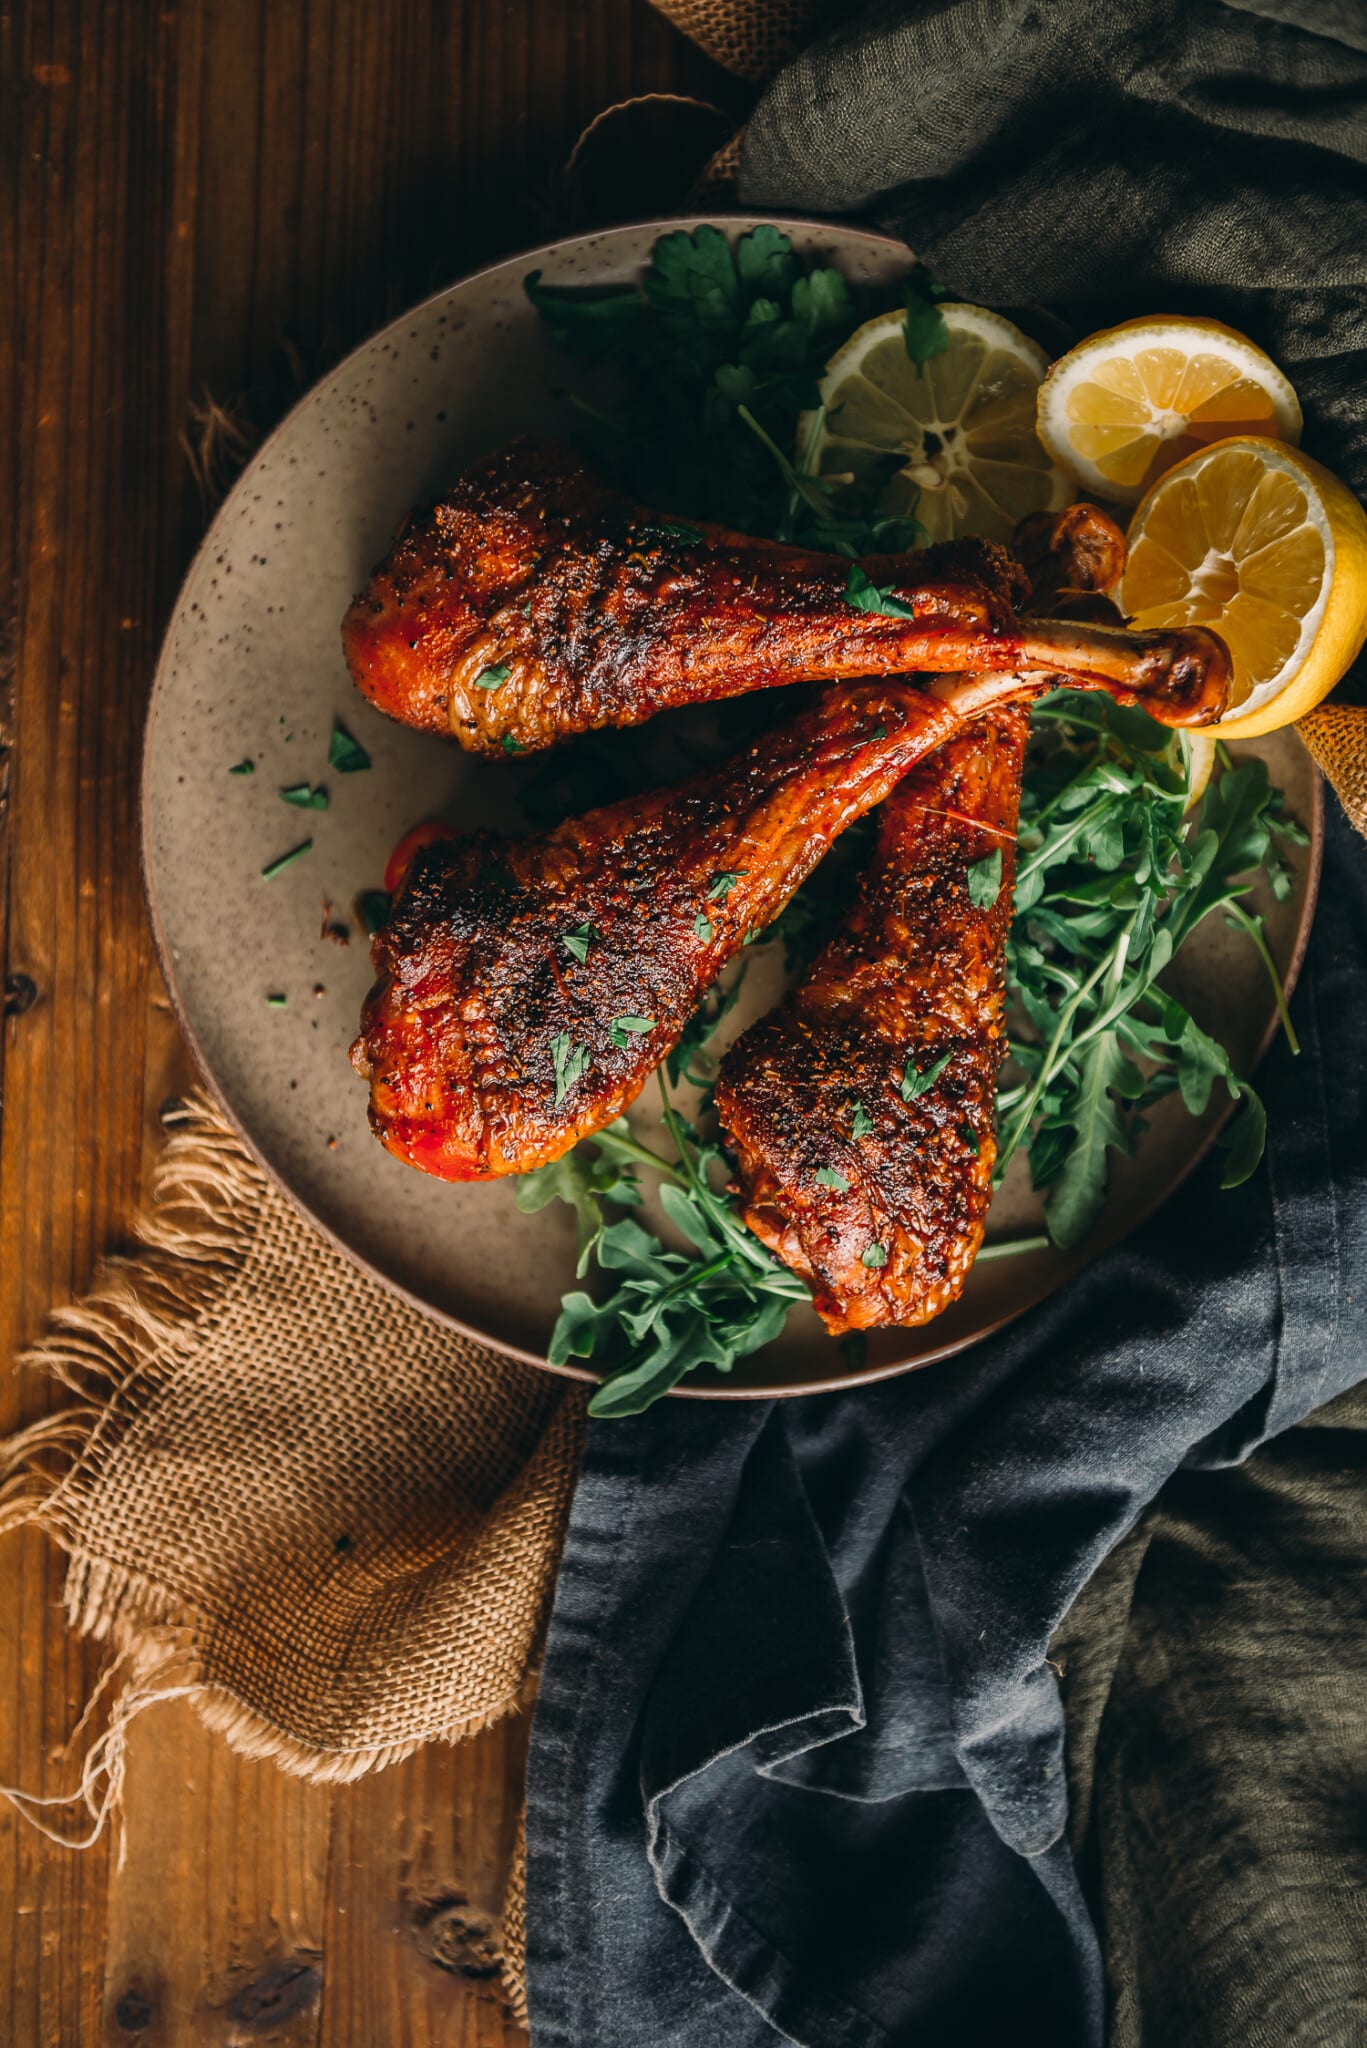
<box><xmin>527</xmin><ymin>783</ymin><xmax>1367</xmax><ymax>2048</ymax></box>
<box><xmin>526</xmin><ymin>3</ymin><xmax>1367</xmax><ymax>2040</ymax></box>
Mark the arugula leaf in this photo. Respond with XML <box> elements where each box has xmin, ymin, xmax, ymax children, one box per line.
<box><xmin>694</xmin><ymin>913</ymin><xmax>714</xmax><ymax>943</ymax></box>
<box><xmin>1002</xmin><ymin>688</ymin><xmax>1300</xmax><ymax>1247</ymax></box>
<box><xmin>815</xmin><ymin>1166</ymin><xmax>850</xmax><ymax>1193</ymax></box>
<box><xmin>534</xmin><ymin>1079</ymin><xmax>808</xmax><ymax>1417</ymax></box>
<box><xmin>475</xmin><ymin>663</ymin><xmax>511</xmax><ymax>690</ymax></box>
<box><xmin>514</xmin><ymin>1122</ymin><xmax>643</xmax><ymax>1274</ymax></box>
<box><xmin>851</xmin><ymin>1102</ymin><xmax>874</xmax><ymax>1138</ymax></box>
<box><xmin>562</xmin><ymin>923</ymin><xmax>596</xmax><ymax>963</ymax></box>
<box><xmin>967</xmin><ymin>849</ymin><xmax>1003</xmax><ymax>909</ymax></box>
<box><xmin>1042</xmin><ymin>1032</ymin><xmax>1134</xmax><ymax>1248</ymax></box>
<box><xmin>280</xmin><ymin>782</ymin><xmax>328</xmax><ymax>809</ymax></box>
<box><xmin>228</xmin><ymin>758</ymin><xmax>255</xmax><ymax>775</ymax></box>
<box><xmin>861</xmin><ymin>1243</ymin><xmax>888</xmax><ymax>1269</ymax></box>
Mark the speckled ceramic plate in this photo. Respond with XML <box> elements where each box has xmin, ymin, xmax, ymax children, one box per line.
<box><xmin>142</xmin><ymin>216</ymin><xmax>1322</xmax><ymax>1398</ymax></box>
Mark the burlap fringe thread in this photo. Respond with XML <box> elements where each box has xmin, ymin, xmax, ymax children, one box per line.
<box><xmin>0</xmin><ymin>1097</ymin><xmax>583</xmax><ymax>2022</ymax></box>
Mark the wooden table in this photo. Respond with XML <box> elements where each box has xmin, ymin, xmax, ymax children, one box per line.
<box><xmin>0</xmin><ymin>6</ymin><xmax>737</xmax><ymax>2039</ymax></box>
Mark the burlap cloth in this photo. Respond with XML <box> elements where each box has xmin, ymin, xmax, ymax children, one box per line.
<box><xmin>4</xmin><ymin>0</ymin><xmax>1367</xmax><ymax>2033</ymax></box>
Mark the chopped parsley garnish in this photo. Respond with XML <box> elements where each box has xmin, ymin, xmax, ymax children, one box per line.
<box><xmin>261</xmin><ymin>840</ymin><xmax>313</xmax><ymax>881</ymax></box>
<box><xmin>815</xmin><ymin>1166</ymin><xmax>850</xmax><ymax>1193</ymax></box>
<box><xmin>694</xmin><ymin>914</ymin><xmax>714</xmax><ymax>943</ymax></box>
<box><xmin>475</xmin><ymin>663</ymin><xmax>511</xmax><ymax>690</ymax></box>
<box><xmin>562</xmin><ymin>923</ymin><xmax>596</xmax><ymax>963</ymax></box>
<box><xmin>861</xmin><ymin>1243</ymin><xmax>888</xmax><ymax>1269</ymax></box>
<box><xmin>707</xmin><ymin>870</ymin><xmax>746</xmax><ymax>903</ymax></box>
<box><xmin>960</xmin><ymin>1123</ymin><xmax>981</xmax><ymax>1156</ymax></box>
<box><xmin>266</xmin><ymin>992</ymin><xmax>288</xmax><ymax>1008</ymax></box>
<box><xmin>966</xmin><ymin>849</ymin><xmax>1003</xmax><ymax>908</ymax></box>
<box><xmin>901</xmin><ymin>1050</ymin><xmax>953</xmax><ymax>1101</ymax></box>
<box><xmin>551</xmin><ymin>1032</ymin><xmax>592</xmax><ymax>1107</ymax></box>
<box><xmin>845</xmin><ymin>565</ymin><xmax>917</xmax><ymax>620</ymax></box>
<box><xmin>851</xmin><ymin>1102</ymin><xmax>874</xmax><ymax>1138</ymax></box>
<box><xmin>609</xmin><ymin>1015</ymin><xmax>655</xmax><ymax>1048</ymax></box>
<box><xmin>355</xmin><ymin>888</ymin><xmax>391</xmax><ymax>934</ymax></box>
<box><xmin>328</xmin><ymin>723</ymin><xmax>371</xmax><ymax>773</ymax></box>
<box><xmin>502</xmin><ymin>734</ymin><xmax>526</xmax><ymax>754</ymax></box>
<box><xmin>280</xmin><ymin>782</ymin><xmax>329</xmax><ymax>810</ymax></box>
<box><xmin>228</xmin><ymin>759</ymin><xmax>255</xmax><ymax>776</ymax></box>
<box><xmin>872</xmin><ymin>724</ymin><xmax>888</xmax><ymax>741</ymax></box>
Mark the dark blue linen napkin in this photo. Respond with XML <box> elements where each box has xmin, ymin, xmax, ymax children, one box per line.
<box><xmin>526</xmin><ymin>4</ymin><xmax>1367</xmax><ymax>2038</ymax></box>
<box><xmin>526</xmin><ymin>802</ymin><xmax>1366</xmax><ymax>2046</ymax></box>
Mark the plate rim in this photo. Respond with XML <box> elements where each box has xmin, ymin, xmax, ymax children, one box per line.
<box><xmin>140</xmin><ymin>214</ymin><xmax>1325</xmax><ymax>1401</ymax></box>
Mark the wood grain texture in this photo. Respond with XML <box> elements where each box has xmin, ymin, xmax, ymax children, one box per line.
<box><xmin>0</xmin><ymin>4</ymin><xmax>738</xmax><ymax>2041</ymax></box>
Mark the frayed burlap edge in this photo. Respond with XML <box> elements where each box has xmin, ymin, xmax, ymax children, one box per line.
<box><xmin>0</xmin><ymin>1097</ymin><xmax>573</xmax><ymax>2016</ymax></box>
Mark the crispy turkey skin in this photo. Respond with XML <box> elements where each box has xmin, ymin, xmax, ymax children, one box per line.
<box><xmin>715</xmin><ymin>710</ymin><xmax>1029</xmax><ymax>1333</ymax></box>
<box><xmin>341</xmin><ymin>439</ymin><xmax>1229</xmax><ymax>752</ymax></box>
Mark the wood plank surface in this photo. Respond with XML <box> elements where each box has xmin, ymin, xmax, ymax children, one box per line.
<box><xmin>0</xmin><ymin>6</ymin><xmax>738</xmax><ymax>2041</ymax></box>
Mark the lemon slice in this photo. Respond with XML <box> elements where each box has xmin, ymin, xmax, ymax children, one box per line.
<box><xmin>1119</xmin><ymin>437</ymin><xmax>1367</xmax><ymax>739</ymax></box>
<box><xmin>1037</xmin><ymin>315</ymin><xmax>1302</xmax><ymax>507</ymax></box>
<box><xmin>803</xmin><ymin>304</ymin><xmax>1073</xmax><ymax>545</ymax></box>
<box><xmin>1179</xmin><ymin>729</ymin><xmax>1217</xmax><ymax>811</ymax></box>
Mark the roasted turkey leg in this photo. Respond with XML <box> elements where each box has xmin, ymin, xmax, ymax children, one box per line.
<box><xmin>342</xmin><ymin>438</ymin><xmax>1228</xmax><ymax>753</ymax></box>
<box><xmin>715</xmin><ymin>708</ymin><xmax>1029</xmax><ymax>1333</ymax></box>
<box><xmin>714</xmin><ymin>505</ymin><xmax>1127</xmax><ymax>1333</ymax></box>
<box><xmin>353</xmin><ymin>517</ymin><xmax>1213</xmax><ymax>1187</ymax></box>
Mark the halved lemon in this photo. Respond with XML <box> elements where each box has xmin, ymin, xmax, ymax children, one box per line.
<box><xmin>802</xmin><ymin>305</ymin><xmax>1073</xmax><ymax>545</ymax></box>
<box><xmin>1037</xmin><ymin>315</ymin><xmax>1302</xmax><ymax>507</ymax></box>
<box><xmin>1119</xmin><ymin>437</ymin><xmax>1367</xmax><ymax>739</ymax></box>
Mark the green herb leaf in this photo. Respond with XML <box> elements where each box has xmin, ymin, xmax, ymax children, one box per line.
<box><xmin>266</xmin><ymin>992</ymin><xmax>288</xmax><ymax>1008</ymax></box>
<box><xmin>707</xmin><ymin>870</ymin><xmax>747</xmax><ymax>902</ymax></box>
<box><xmin>502</xmin><ymin>734</ymin><xmax>526</xmax><ymax>754</ymax></box>
<box><xmin>661</xmin><ymin>521</ymin><xmax>704</xmax><ymax>544</ymax></box>
<box><xmin>861</xmin><ymin>1243</ymin><xmax>888</xmax><ymax>1269</ymax></box>
<box><xmin>522</xmin><ymin>270</ymin><xmax>643</xmax><ymax>358</ymax></box>
<box><xmin>851</xmin><ymin>1102</ymin><xmax>874</xmax><ymax>1138</ymax></box>
<box><xmin>328</xmin><ymin>724</ymin><xmax>371</xmax><ymax>773</ymax></box>
<box><xmin>1217</xmin><ymin>1086</ymin><xmax>1267</xmax><ymax>1189</ymax></box>
<box><xmin>228</xmin><ymin>758</ymin><xmax>255</xmax><ymax>776</ymax></box>
<box><xmin>475</xmin><ymin>663</ymin><xmax>511</xmax><ymax>690</ymax></box>
<box><xmin>694</xmin><ymin>913</ymin><xmax>714</xmax><ymax>943</ymax></box>
<box><xmin>815</xmin><ymin>1166</ymin><xmax>850</xmax><ymax>1193</ymax></box>
<box><xmin>261</xmin><ymin>839</ymin><xmax>313</xmax><ymax>880</ymax></box>
<box><xmin>279</xmin><ymin>782</ymin><xmax>329</xmax><ymax>810</ymax></box>
<box><xmin>514</xmin><ymin>1119</ymin><xmax>642</xmax><ymax>1275</ymax></box>
<box><xmin>550</xmin><ymin>1032</ymin><xmax>591</xmax><ymax>1108</ymax></box>
<box><xmin>903</xmin><ymin>284</ymin><xmax>951</xmax><ymax>370</ymax></box>
<box><xmin>901</xmin><ymin>1049</ymin><xmax>953</xmax><ymax>1101</ymax></box>
<box><xmin>845</xmin><ymin>565</ymin><xmax>917</xmax><ymax>620</ymax></box>
<box><xmin>966</xmin><ymin>849</ymin><xmax>1003</xmax><ymax>909</ymax></box>
<box><xmin>609</xmin><ymin>1014</ymin><xmax>656</xmax><ymax>1049</ymax></box>
<box><xmin>959</xmin><ymin>1122</ymin><xmax>981</xmax><ymax>1157</ymax></box>
<box><xmin>562</xmin><ymin>923</ymin><xmax>596</xmax><ymax>963</ymax></box>
<box><xmin>355</xmin><ymin>888</ymin><xmax>391</xmax><ymax>934</ymax></box>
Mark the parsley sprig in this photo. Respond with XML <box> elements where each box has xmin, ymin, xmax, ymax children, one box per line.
<box><xmin>525</xmin><ymin>224</ymin><xmax>923</xmax><ymax>552</ymax></box>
